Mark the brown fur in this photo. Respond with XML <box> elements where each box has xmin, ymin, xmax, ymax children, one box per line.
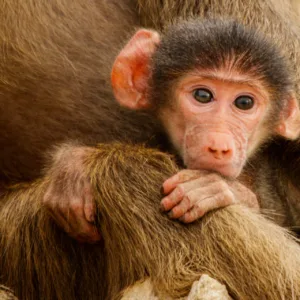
<box><xmin>0</xmin><ymin>0</ymin><xmax>163</xmax><ymax>183</ymax></box>
<box><xmin>0</xmin><ymin>0</ymin><xmax>298</xmax><ymax>184</ymax></box>
<box><xmin>0</xmin><ymin>0</ymin><xmax>298</xmax><ymax>229</ymax></box>
<box><xmin>1</xmin><ymin>143</ymin><xmax>300</xmax><ymax>299</ymax></box>
<box><xmin>0</xmin><ymin>1</ymin><xmax>298</xmax><ymax>225</ymax></box>
<box><xmin>1</xmin><ymin>1</ymin><xmax>300</xmax><ymax>299</ymax></box>
<box><xmin>248</xmin><ymin>138</ymin><xmax>300</xmax><ymax>229</ymax></box>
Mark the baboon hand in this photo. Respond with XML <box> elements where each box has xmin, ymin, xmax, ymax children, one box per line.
<box><xmin>160</xmin><ymin>169</ymin><xmax>259</xmax><ymax>223</ymax></box>
<box><xmin>43</xmin><ymin>145</ymin><xmax>101</xmax><ymax>243</ymax></box>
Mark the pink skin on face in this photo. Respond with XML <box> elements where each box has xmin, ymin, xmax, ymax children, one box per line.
<box><xmin>159</xmin><ymin>69</ymin><xmax>269</xmax><ymax>222</ymax></box>
<box><xmin>160</xmin><ymin>69</ymin><xmax>269</xmax><ymax>178</ymax></box>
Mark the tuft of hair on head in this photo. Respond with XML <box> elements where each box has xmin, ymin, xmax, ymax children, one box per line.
<box><xmin>150</xmin><ymin>18</ymin><xmax>293</xmax><ymax>111</ymax></box>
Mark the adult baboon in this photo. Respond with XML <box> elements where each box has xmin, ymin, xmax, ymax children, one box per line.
<box><xmin>1</xmin><ymin>0</ymin><xmax>300</xmax><ymax>298</ymax></box>
<box><xmin>2</xmin><ymin>17</ymin><xmax>300</xmax><ymax>299</ymax></box>
<box><xmin>0</xmin><ymin>0</ymin><xmax>298</xmax><ymax>242</ymax></box>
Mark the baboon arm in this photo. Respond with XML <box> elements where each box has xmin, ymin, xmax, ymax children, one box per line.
<box><xmin>1</xmin><ymin>143</ymin><xmax>300</xmax><ymax>300</ymax></box>
<box><xmin>89</xmin><ymin>143</ymin><xmax>300</xmax><ymax>299</ymax></box>
<box><xmin>0</xmin><ymin>177</ymin><xmax>106</xmax><ymax>300</ymax></box>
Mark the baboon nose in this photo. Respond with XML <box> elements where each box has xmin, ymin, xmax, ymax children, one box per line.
<box><xmin>208</xmin><ymin>146</ymin><xmax>233</xmax><ymax>160</ymax></box>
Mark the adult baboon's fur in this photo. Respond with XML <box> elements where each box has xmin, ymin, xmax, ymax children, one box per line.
<box><xmin>1</xmin><ymin>144</ymin><xmax>300</xmax><ymax>300</ymax></box>
<box><xmin>1</xmin><ymin>1</ymin><xmax>300</xmax><ymax>299</ymax></box>
<box><xmin>0</xmin><ymin>0</ymin><xmax>298</xmax><ymax>260</ymax></box>
<box><xmin>0</xmin><ymin>0</ymin><xmax>150</xmax><ymax>183</ymax></box>
<box><xmin>0</xmin><ymin>1</ymin><xmax>299</xmax><ymax>188</ymax></box>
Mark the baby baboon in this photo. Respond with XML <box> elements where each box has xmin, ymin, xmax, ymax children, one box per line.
<box><xmin>1</xmin><ymin>19</ymin><xmax>300</xmax><ymax>299</ymax></box>
<box><xmin>136</xmin><ymin>0</ymin><xmax>300</xmax><ymax>230</ymax></box>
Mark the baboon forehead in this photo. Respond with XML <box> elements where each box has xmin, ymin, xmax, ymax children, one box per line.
<box><xmin>151</xmin><ymin>19</ymin><xmax>292</xmax><ymax>96</ymax></box>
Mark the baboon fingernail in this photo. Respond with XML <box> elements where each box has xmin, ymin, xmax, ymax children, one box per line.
<box><xmin>160</xmin><ymin>202</ymin><xmax>165</xmax><ymax>212</ymax></box>
<box><xmin>160</xmin><ymin>186</ymin><xmax>165</xmax><ymax>195</ymax></box>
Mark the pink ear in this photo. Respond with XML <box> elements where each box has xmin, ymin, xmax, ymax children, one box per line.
<box><xmin>276</xmin><ymin>95</ymin><xmax>300</xmax><ymax>140</ymax></box>
<box><xmin>111</xmin><ymin>29</ymin><xmax>160</xmax><ymax>110</ymax></box>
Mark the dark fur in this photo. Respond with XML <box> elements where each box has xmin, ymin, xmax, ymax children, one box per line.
<box><xmin>0</xmin><ymin>0</ymin><xmax>164</xmax><ymax>184</ymax></box>
<box><xmin>151</xmin><ymin>19</ymin><xmax>292</xmax><ymax>115</ymax></box>
<box><xmin>1</xmin><ymin>144</ymin><xmax>300</xmax><ymax>299</ymax></box>
<box><xmin>137</xmin><ymin>0</ymin><xmax>300</xmax><ymax>96</ymax></box>
<box><xmin>248</xmin><ymin>138</ymin><xmax>300</xmax><ymax>229</ymax></box>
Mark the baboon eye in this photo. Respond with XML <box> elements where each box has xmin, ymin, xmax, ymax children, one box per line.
<box><xmin>234</xmin><ymin>96</ymin><xmax>254</xmax><ymax>110</ymax></box>
<box><xmin>193</xmin><ymin>88</ymin><xmax>213</xmax><ymax>103</ymax></box>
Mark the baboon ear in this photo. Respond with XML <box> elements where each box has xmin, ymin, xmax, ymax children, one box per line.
<box><xmin>111</xmin><ymin>29</ymin><xmax>160</xmax><ymax>110</ymax></box>
<box><xmin>276</xmin><ymin>95</ymin><xmax>300</xmax><ymax>140</ymax></box>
